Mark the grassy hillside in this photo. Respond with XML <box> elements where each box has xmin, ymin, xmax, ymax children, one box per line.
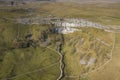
<box><xmin>0</xmin><ymin>5</ymin><xmax>61</xmax><ymax>80</ymax></box>
<box><xmin>26</xmin><ymin>2</ymin><xmax>120</xmax><ymax>25</ymax></box>
<box><xmin>0</xmin><ymin>47</ymin><xmax>60</xmax><ymax>80</ymax></box>
<box><xmin>63</xmin><ymin>28</ymin><xmax>115</xmax><ymax>78</ymax></box>
<box><xmin>0</xmin><ymin>2</ymin><xmax>119</xmax><ymax>80</ymax></box>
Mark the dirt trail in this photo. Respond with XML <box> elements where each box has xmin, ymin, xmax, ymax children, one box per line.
<box><xmin>57</xmin><ymin>42</ymin><xmax>65</xmax><ymax>80</ymax></box>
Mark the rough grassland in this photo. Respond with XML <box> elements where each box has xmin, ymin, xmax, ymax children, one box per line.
<box><xmin>0</xmin><ymin>2</ymin><xmax>120</xmax><ymax>80</ymax></box>
<box><xmin>62</xmin><ymin>28</ymin><xmax>115</xmax><ymax>78</ymax></box>
<box><xmin>25</xmin><ymin>2</ymin><xmax>120</xmax><ymax>26</ymax></box>
<box><xmin>0</xmin><ymin>47</ymin><xmax>60</xmax><ymax>80</ymax></box>
<box><xmin>0</xmin><ymin>6</ymin><xmax>60</xmax><ymax>80</ymax></box>
<box><xmin>88</xmin><ymin>33</ymin><xmax>120</xmax><ymax>80</ymax></box>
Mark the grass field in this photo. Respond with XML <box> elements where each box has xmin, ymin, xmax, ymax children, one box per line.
<box><xmin>62</xmin><ymin>28</ymin><xmax>115</xmax><ymax>79</ymax></box>
<box><xmin>0</xmin><ymin>47</ymin><xmax>60</xmax><ymax>80</ymax></box>
<box><xmin>0</xmin><ymin>5</ymin><xmax>61</xmax><ymax>80</ymax></box>
<box><xmin>88</xmin><ymin>33</ymin><xmax>120</xmax><ymax>80</ymax></box>
<box><xmin>1</xmin><ymin>2</ymin><xmax>119</xmax><ymax>25</ymax></box>
<box><xmin>24</xmin><ymin>2</ymin><xmax>120</xmax><ymax>26</ymax></box>
<box><xmin>0</xmin><ymin>2</ymin><xmax>119</xmax><ymax>80</ymax></box>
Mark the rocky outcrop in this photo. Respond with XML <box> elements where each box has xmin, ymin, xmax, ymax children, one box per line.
<box><xmin>17</xmin><ymin>17</ymin><xmax>120</xmax><ymax>34</ymax></box>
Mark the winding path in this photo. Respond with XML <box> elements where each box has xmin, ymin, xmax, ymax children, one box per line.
<box><xmin>46</xmin><ymin>47</ymin><xmax>65</xmax><ymax>80</ymax></box>
<box><xmin>57</xmin><ymin>52</ymin><xmax>65</xmax><ymax>80</ymax></box>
